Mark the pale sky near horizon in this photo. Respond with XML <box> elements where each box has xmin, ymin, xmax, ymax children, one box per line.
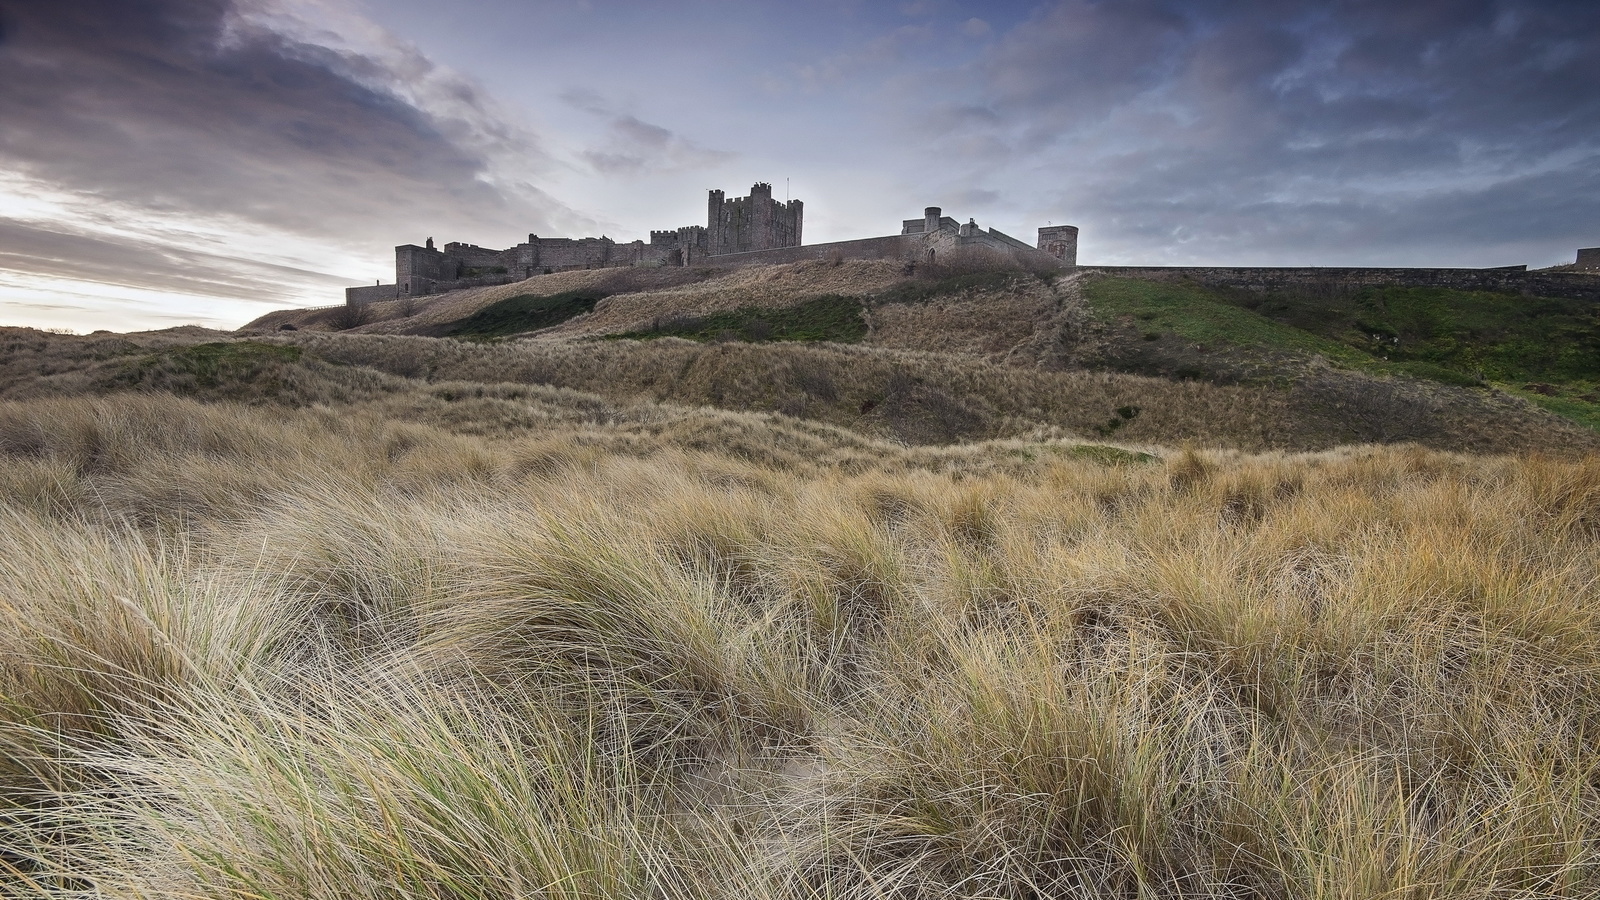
<box><xmin>1</xmin><ymin>0</ymin><xmax>1597</xmax><ymax>332</ymax></box>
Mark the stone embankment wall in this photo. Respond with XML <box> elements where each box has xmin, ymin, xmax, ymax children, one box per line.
<box><xmin>345</xmin><ymin>283</ymin><xmax>403</xmax><ymax>305</ymax></box>
<box><xmin>1081</xmin><ymin>265</ymin><xmax>1600</xmax><ymax>301</ymax></box>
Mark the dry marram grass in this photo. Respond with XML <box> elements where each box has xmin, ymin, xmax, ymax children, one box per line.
<box><xmin>2</xmin><ymin>387</ymin><xmax>1599</xmax><ymax>897</ymax></box>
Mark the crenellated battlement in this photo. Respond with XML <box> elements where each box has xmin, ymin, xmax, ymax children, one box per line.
<box><xmin>705</xmin><ymin>182</ymin><xmax>801</xmax><ymax>255</ymax></box>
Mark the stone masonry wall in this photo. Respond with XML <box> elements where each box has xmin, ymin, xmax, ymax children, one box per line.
<box><xmin>1577</xmin><ymin>248</ymin><xmax>1600</xmax><ymax>270</ymax></box>
<box><xmin>443</xmin><ymin>243</ymin><xmax>516</xmax><ymax>271</ymax></box>
<box><xmin>516</xmin><ymin>237</ymin><xmax>642</xmax><ymax>274</ymax></box>
<box><xmin>396</xmin><ymin>244</ymin><xmax>457</xmax><ymax>286</ymax></box>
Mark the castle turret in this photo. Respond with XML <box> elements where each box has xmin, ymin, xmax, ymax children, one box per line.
<box><xmin>707</xmin><ymin>189</ymin><xmax>725</xmax><ymax>252</ymax></box>
<box><xmin>924</xmin><ymin>207</ymin><xmax>941</xmax><ymax>235</ymax></box>
<box><xmin>788</xmin><ymin>198</ymin><xmax>803</xmax><ymax>246</ymax></box>
<box><xmin>1037</xmin><ymin>225</ymin><xmax>1079</xmax><ymax>266</ymax></box>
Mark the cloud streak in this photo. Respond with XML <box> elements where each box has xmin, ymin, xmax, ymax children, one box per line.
<box><xmin>0</xmin><ymin>218</ymin><xmax>350</xmax><ymax>303</ymax></box>
<box><xmin>0</xmin><ymin>0</ymin><xmax>582</xmax><ymax>329</ymax></box>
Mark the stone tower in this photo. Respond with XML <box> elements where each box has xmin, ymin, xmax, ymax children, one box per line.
<box><xmin>706</xmin><ymin>183</ymin><xmax>804</xmax><ymax>255</ymax></box>
<box><xmin>1037</xmin><ymin>225</ymin><xmax>1079</xmax><ymax>266</ymax></box>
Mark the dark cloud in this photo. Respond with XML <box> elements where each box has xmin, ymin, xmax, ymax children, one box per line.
<box><xmin>975</xmin><ymin>0</ymin><xmax>1192</xmax><ymax>135</ymax></box>
<box><xmin>0</xmin><ymin>0</ymin><xmax>564</xmax><ymax>256</ymax></box>
<box><xmin>922</xmin><ymin>0</ymin><xmax>1600</xmax><ymax>263</ymax></box>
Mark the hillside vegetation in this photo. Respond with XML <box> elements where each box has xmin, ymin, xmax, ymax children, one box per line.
<box><xmin>241</xmin><ymin>257</ymin><xmax>1600</xmax><ymax>442</ymax></box>
<box><xmin>2</xmin><ymin>258</ymin><xmax>1598</xmax><ymax>897</ymax></box>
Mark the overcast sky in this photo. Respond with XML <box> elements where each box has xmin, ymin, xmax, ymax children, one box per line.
<box><xmin>1</xmin><ymin>0</ymin><xmax>1597</xmax><ymax>332</ymax></box>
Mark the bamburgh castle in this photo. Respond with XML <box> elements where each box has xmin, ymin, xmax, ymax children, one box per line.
<box><xmin>346</xmin><ymin>182</ymin><xmax>1599</xmax><ymax>306</ymax></box>
<box><xmin>346</xmin><ymin>183</ymin><xmax>1077</xmax><ymax>305</ymax></box>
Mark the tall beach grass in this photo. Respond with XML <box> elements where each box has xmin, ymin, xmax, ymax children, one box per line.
<box><xmin>1</xmin><ymin>391</ymin><xmax>1598</xmax><ymax>897</ymax></box>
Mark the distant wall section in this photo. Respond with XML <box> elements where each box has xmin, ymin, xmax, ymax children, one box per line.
<box><xmin>345</xmin><ymin>283</ymin><xmax>403</xmax><ymax>305</ymax></box>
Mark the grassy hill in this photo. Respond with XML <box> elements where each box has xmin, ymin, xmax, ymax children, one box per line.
<box><xmin>135</xmin><ymin>259</ymin><xmax>1600</xmax><ymax>453</ymax></box>
<box><xmin>2</xmin><ymin>261</ymin><xmax>1599</xmax><ymax>897</ymax></box>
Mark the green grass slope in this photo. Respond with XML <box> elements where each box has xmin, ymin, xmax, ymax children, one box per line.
<box><xmin>1081</xmin><ymin>276</ymin><xmax>1600</xmax><ymax>429</ymax></box>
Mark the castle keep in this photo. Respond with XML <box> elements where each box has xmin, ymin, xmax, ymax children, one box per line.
<box><xmin>346</xmin><ymin>183</ymin><xmax>1075</xmax><ymax>305</ymax></box>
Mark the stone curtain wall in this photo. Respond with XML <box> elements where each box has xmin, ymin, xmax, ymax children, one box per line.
<box><xmin>1577</xmin><ymin>248</ymin><xmax>1600</xmax><ymax>270</ymax></box>
<box><xmin>516</xmin><ymin>237</ymin><xmax>652</xmax><ymax>275</ymax></box>
<box><xmin>443</xmin><ymin>243</ymin><xmax>517</xmax><ymax>271</ymax></box>
<box><xmin>1080</xmin><ymin>266</ymin><xmax>1600</xmax><ymax>302</ymax></box>
<box><xmin>698</xmin><ymin>235</ymin><xmax>915</xmax><ymax>268</ymax></box>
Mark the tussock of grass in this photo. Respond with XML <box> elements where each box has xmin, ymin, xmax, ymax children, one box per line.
<box><xmin>443</xmin><ymin>290</ymin><xmax>605</xmax><ymax>339</ymax></box>
<box><xmin>1</xmin><ymin>388</ymin><xmax>1599</xmax><ymax>896</ymax></box>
